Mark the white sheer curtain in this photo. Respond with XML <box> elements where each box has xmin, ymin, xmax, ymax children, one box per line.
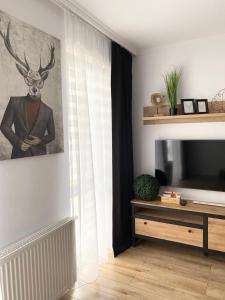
<box><xmin>64</xmin><ymin>10</ymin><xmax>112</xmax><ymax>283</ymax></box>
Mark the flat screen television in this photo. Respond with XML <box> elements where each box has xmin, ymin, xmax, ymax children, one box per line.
<box><xmin>155</xmin><ymin>140</ymin><xmax>225</xmax><ymax>192</ymax></box>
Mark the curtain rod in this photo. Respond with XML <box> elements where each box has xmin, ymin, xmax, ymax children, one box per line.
<box><xmin>50</xmin><ymin>0</ymin><xmax>137</xmax><ymax>55</ymax></box>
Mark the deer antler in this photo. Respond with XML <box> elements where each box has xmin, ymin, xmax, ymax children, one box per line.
<box><xmin>0</xmin><ymin>20</ymin><xmax>30</xmax><ymax>71</ymax></box>
<box><xmin>38</xmin><ymin>45</ymin><xmax>55</xmax><ymax>75</ymax></box>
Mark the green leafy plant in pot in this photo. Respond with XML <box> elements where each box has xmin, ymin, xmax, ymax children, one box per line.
<box><xmin>163</xmin><ymin>68</ymin><xmax>181</xmax><ymax>115</ymax></box>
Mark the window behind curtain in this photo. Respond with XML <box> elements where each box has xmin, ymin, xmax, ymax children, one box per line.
<box><xmin>64</xmin><ymin>11</ymin><xmax>112</xmax><ymax>282</ymax></box>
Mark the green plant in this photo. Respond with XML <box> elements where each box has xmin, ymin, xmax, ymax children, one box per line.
<box><xmin>163</xmin><ymin>68</ymin><xmax>181</xmax><ymax>109</ymax></box>
<box><xmin>133</xmin><ymin>174</ymin><xmax>160</xmax><ymax>200</ymax></box>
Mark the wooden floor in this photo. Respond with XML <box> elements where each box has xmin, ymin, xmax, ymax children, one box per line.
<box><xmin>61</xmin><ymin>240</ymin><xmax>225</xmax><ymax>300</ymax></box>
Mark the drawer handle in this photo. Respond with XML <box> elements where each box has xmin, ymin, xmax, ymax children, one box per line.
<box><xmin>188</xmin><ymin>229</ymin><xmax>192</xmax><ymax>233</ymax></box>
<box><xmin>144</xmin><ymin>221</ymin><xmax>147</xmax><ymax>225</ymax></box>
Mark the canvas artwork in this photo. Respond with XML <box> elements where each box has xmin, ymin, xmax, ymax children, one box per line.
<box><xmin>0</xmin><ymin>9</ymin><xmax>63</xmax><ymax>161</ymax></box>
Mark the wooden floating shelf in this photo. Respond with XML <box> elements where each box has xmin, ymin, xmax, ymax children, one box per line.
<box><xmin>143</xmin><ymin>113</ymin><xmax>225</xmax><ymax>125</ymax></box>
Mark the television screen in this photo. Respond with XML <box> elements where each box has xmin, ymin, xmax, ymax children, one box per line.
<box><xmin>155</xmin><ymin>140</ymin><xmax>225</xmax><ymax>192</ymax></box>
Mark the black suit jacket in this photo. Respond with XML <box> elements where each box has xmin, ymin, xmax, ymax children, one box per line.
<box><xmin>0</xmin><ymin>96</ymin><xmax>55</xmax><ymax>158</ymax></box>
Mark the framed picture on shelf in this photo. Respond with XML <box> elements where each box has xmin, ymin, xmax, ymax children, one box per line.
<box><xmin>181</xmin><ymin>99</ymin><xmax>195</xmax><ymax>115</ymax></box>
<box><xmin>195</xmin><ymin>99</ymin><xmax>209</xmax><ymax>114</ymax></box>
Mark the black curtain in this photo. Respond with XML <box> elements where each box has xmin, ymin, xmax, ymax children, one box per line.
<box><xmin>111</xmin><ymin>42</ymin><xmax>134</xmax><ymax>257</ymax></box>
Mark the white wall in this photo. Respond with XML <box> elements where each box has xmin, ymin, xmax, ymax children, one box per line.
<box><xmin>0</xmin><ymin>0</ymin><xmax>70</xmax><ymax>248</ymax></box>
<box><xmin>133</xmin><ymin>34</ymin><xmax>225</xmax><ymax>204</ymax></box>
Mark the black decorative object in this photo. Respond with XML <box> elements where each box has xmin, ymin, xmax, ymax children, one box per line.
<box><xmin>181</xmin><ymin>99</ymin><xmax>195</xmax><ymax>115</ymax></box>
<box><xmin>170</xmin><ymin>107</ymin><xmax>177</xmax><ymax>116</ymax></box>
<box><xmin>195</xmin><ymin>99</ymin><xmax>209</xmax><ymax>114</ymax></box>
<box><xmin>133</xmin><ymin>174</ymin><xmax>160</xmax><ymax>200</ymax></box>
<box><xmin>180</xmin><ymin>199</ymin><xmax>187</xmax><ymax>206</ymax></box>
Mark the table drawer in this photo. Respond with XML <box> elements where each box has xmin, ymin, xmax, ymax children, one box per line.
<box><xmin>208</xmin><ymin>218</ymin><xmax>225</xmax><ymax>252</ymax></box>
<box><xmin>135</xmin><ymin>218</ymin><xmax>203</xmax><ymax>247</ymax></box>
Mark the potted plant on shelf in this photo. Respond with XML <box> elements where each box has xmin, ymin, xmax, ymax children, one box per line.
<box><xmin>163</xmin><ymin>68</ymin><xmax>181</xmax><ymax>115</ymax></box>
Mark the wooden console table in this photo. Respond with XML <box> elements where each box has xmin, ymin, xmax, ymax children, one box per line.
<box><xmin>131</xmin><ymin>199</ymin><xmax>225</xmax><ymax>255</ymax></box>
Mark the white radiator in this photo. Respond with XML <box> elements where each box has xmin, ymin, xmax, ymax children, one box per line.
<box><xmin>0</xmin><ymin>218</ymin><xmax>76</xmax><ymax>300</ymax></box>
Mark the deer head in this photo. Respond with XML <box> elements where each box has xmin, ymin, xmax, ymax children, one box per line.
<box><xmin>0</xmin><ymin>21</ymin><xmax>55</xmax><ymax>99</ymax></box>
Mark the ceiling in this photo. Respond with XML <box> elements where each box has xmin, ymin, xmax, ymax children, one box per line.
<box><xmin>72</xmin><ymin>0</ymin><xmax>225</xmax><ymax>50</ymax></box>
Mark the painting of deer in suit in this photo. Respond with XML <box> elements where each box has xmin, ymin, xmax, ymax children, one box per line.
<box><xmin>0</xmin><ymin>10</ymin><xmax>63</xmax><ymax>160</ymax></box>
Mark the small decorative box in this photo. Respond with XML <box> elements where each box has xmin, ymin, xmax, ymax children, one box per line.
<box><xmin>161</xmin><ymin>191</ymin><xmax>181</xmax><ymax>205</ymax></box>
